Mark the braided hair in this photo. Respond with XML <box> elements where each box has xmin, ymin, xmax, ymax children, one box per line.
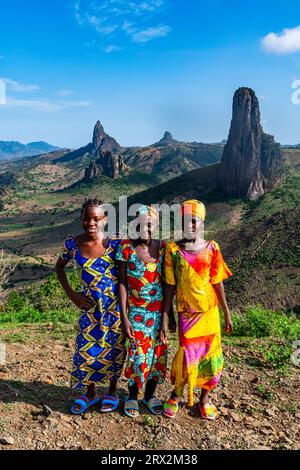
<box><xmin>80</xmin><ymin>198</ymin><xmax>105</xmax><ymax>218</ymax></box>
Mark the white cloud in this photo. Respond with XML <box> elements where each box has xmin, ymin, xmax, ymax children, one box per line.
<box><xmin>86</xmin><ymin>15</ymin><xmax>118</xmax><ymax>35</ymax></box>
<box><xmin>132</xmin><ymin>24</ymin><xmax>171</xmax><ymax>43</ymax></box>
<box><xmin>6</xmin><ymin>96</ymin><xmax>93</xmax><ymax>112</ymax></box>
<box><xmin>57</xmin><ymin>89</ymin><xmax>75</xmax><ymax>97</ymax></box>
<box><xmin>3</xmin><ymin>78</ymin><xmax>41</xmax><ymax>93</ymax></box>
<box><xmin>104</xmin><ymin>44</ymin><xmax>123</xmax><ymax>53</ymax></box>
<box><xmin>74</xmin><ymin>0</ymin><xmax>171</xmax><ymax>47</ymax></box>
<box><xmin>262</xmin><ymin>25</ymin><xmax>300</xmax><ymax>54</ymax></box>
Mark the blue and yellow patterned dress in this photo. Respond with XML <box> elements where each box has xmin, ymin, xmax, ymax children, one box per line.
<box><xmin>61</xmin><ymin>236</ymin><xmax>126</xmax><ymax>389</ymax></box>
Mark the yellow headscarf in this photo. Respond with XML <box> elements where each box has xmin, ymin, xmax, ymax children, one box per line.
<box><xmin>181</xmin><ymin>199</ymin><xmax>206</xmax><ymax>221</ymax></box>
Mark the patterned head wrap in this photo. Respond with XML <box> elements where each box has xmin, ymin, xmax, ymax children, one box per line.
<box><xmin>136</xmin><ymin>204</ymin><xmax>159</xmax><ymax>221</ymax></box>
<box><xmin>181</xmin><ymin>199</ymin><xmax>206</xmax><ymax>221</ymax></box>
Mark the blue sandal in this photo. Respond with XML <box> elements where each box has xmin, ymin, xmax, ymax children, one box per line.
<box><xmin>142</xmin><ymin>397</ymin><xmax>163</xmax><ymax>415</ymax></box>
<box><xmin>124</xmin><ymin>397</ymin><xmax>139</xmax><ymax>418</ymax></box>
<box><xmin>100</xmin><ymin>394</ymin><xmax>119</xmax><ymax>413</ymax></box>
<box><xmin>70</xmin><ymin>395</ymin><xmax>100</xmax><ymax>415</ymax></box>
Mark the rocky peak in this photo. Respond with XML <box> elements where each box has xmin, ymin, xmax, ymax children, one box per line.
<box><xmin>84</xmin><ymin>150</ymin><xmax>130</xmax><ymax>180</ymax></box>
<box><xmin>91</xmin><ymin>121</ymin><xmax>120</xmax><ymax>155</ymax></box>
<box><xmin>220</xmin><ymin>87</ymin><xmax>283</xmax><ymax>200</ymax></box>
<box><xmin>154</xmin><ymin>131</ymin><xmax>177</xmax><ymax>146</ymax></box>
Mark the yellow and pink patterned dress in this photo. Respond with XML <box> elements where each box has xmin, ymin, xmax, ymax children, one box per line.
<box><xmin>164</xmin><ymin>240</ymin><xmax>232</xmax><ymax>406</ymax></box>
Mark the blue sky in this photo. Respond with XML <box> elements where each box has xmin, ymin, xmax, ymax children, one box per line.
<box><xmin>1</xmin><ymin>0</ymin><xmax>300</xmax><ymax>148</ymax></box>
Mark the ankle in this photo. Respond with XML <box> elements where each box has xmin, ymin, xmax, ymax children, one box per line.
<box><xmin>200</xmin><ymin>396</ymin><xmax>209</xmax><ymax>406</ymax></box>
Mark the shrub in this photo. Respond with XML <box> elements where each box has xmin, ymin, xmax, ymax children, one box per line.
<box><xmin>231</xmin><ymin>305</ymin><xmax>300</xmax><ymax>340</ymax></box>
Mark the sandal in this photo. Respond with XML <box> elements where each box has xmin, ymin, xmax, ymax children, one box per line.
<box><xmin>199</xmin><ymin>401</ymin><xmax>219</xmax><ymax>420</ymax></box>
<box><xmin>100</xmin><ymin>394</ymin><xmax>119</xmax><ymax>413</ymax></box>
<box><xmin>163</xmin><ymin>398</ymin><xmax>179</xmax><ymax>419</ymax></box>
<box><xmin>70</xmin><ymin>395</ymin><xmax>100</xmax><ymax>415</ymax></box>
<box><xmin>124</xmin><ymin>397</ymin><xmax>139</xmax><ymax>418</ymax></box>
<box><xmin>142</xmin><ymin>396</ymin><xmax>163</xmax><ymax>415</ymax></box>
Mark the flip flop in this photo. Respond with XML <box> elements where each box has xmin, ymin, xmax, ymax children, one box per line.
<box><xmin>100</xmin><ymin>394</ymin><xmax>119</xmax><ymax>413</ymax></box>
<box><xmin>124</xmin><ymin>397</ymin><xmax>139</xmax><ymax>418</ymax></box>
<box><xmin>142</xmin><ymin>396</ymin><xmax>163</xmax><ymax>415</ymax></box>
<box><xmin>70</xmin><ymin>395</ymin><xmax>100</xmax><ymax>415</ymax></box>
<box><xmin>199</xmin><ymin>401</ymin><xmax>219</xmax><ymax>420</ymax></box>
<box><xmin>163</xmin><ymin>398</ymin><xmax>179</xmax><ymax>419</ymax></box>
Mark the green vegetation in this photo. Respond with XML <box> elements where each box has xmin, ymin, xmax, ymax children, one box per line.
<box><xmin>0</xmin><ymin>270</ymin><xmax>80</xmax><ymax>324</ymax></box>
<box><xmin>231</xmin><ymin>306</ymin><xmax>300</xmax><ymax>340</ymax></box>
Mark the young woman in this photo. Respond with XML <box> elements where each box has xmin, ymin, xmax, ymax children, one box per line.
<box><xmin>55</xmin><ymin>198</ymin><xmax>126</xmax><ymax>414</ymax></box>
<box><xmin>161</xmin><ymin>199</ymin><xmax>233</xmax><ymax>420</ymax></box>
<box><xmin>116</xmin><ymin>205</ymin><xmax>173</xmax><ymax>418</ymax></box>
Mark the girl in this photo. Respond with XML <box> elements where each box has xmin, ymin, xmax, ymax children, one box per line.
<box><xmin>161</xmin><ymin>199</ymin><xmax>233</xmax><ymax>420</ymax></box>
<box><xmin>116</xmin><ymin>205</ymin><xmax>174</xmax><ymax>418</ymax></box>
<box><xmin>55</xmin><ymin>198</ymin><xmax>126</xmax><ymax>414</ymax></box>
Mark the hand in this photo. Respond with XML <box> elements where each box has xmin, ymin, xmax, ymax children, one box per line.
<box><xmin>168</xmin><ymin>316</ymin><xmax>177</xmax><ymax>334</ymax></box>
<box><xmin>68</xmin><ymin>291</ymin><xmax>95</xmax><ymax>310</ymax></box>
<box><xmin>224</xmin><ymin>314</ymin><xmax>233</xmax><ymax>335</ymax></box>
<box><xmin>123</xmin><ymin>319</ymin><xmax>135</xmax><ymax>339</ymax></box>
<box><xmin>160</xmin><ymin>320</ymin><xmax>168</xmax><ymax>345</ymax></box>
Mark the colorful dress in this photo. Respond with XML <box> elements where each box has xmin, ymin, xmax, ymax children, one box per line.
<box><xmin>60</xmin><ymin>236</ymin><xmax>126</xmax><ymax>389</ymax></box>
<box><xmin>116</xmin><ymin>240</ymin><xmax>167</xmax><ymax>390</ymax></box>
<box><xmin>164</xmin><ymin>240</ymin><xmax>233</xmax><ymax>406</ymax></box>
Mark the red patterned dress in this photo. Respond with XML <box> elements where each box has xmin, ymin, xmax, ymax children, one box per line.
<box><xmin>116</xmin><ymin>240</ymin><xmax>167</xmax><ymax>389</ymax></box>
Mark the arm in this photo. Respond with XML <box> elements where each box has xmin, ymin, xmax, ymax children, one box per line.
<box><xmin>213</xmin><ymin>281</ymin><xmax>233</xmax><ymax>334</ymax></box>
<box><xmin>55</xmin><ymin>257</ymin><xmax>94</xmax><ymax>310</ymax></box>
<box><xmin>117</xmin><ymin>261</ymin><xmax>134</xmax><ymax>339</ymax></box>
<box><xmin>160</xmin><ymin>283</ymin><xmax>176</xmax><ymax>343</ymax></box>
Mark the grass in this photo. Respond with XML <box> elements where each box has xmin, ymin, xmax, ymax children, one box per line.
<box><xmin>0</xmin><ymin>322</ymin><xmax>75</xmax><ymax>345</ymax></box>
<box><xmin>255</xmin><ymin>384</ymin><xmax>276</xmax><ymax>401</ymax></box>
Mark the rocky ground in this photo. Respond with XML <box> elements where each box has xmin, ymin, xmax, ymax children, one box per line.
<box><xmin>0</xmin><ymin>323</ymin><xmax>299</xmax><ymax>451</ymax></box>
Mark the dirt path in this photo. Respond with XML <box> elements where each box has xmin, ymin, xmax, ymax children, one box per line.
<box><xmin>0</xmin><ymin>324</ymin><xmax>299</xmax><ymax>450</ymax></box>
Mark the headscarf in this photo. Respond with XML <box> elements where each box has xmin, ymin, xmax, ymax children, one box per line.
<box><xmin>181</xmin><ymin>199</ymin><xmax>206</xmax><ymax>221</ymax></box>
<box><xmin>136</xmin><ymin>204</ymin><xmax>159</xmax><ymax>221</ymax></box>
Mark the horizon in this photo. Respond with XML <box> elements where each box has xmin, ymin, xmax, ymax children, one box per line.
<box><xmin>1</xmin><ymin>0</ymin><xmax>300</xmax><ymax>148</ymax></box>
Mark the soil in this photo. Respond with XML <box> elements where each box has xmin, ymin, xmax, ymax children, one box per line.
<box><xmin>0</xmin><ymin>324</ymin><xmax>299</xmax><ymax>451</ymax></box>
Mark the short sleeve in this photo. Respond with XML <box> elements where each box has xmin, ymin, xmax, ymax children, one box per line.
<box><xmin>115</xmin><ymin>239</ymin><xmax>131</xmax><ymax>262</ymax></box>
<box><xmin>60</xmin><ymin>236</ymin><xmax>76</xmax><ymax>262</ymax></box>
<box><xmin>210</xmin><ymin>241</ymin><xmax>233</xmax><ymax>284</ymax></box>
<box><xmin>163</xmin><ymin>241</ymin><xmax>176</xmax><ymax>286</ymax></box>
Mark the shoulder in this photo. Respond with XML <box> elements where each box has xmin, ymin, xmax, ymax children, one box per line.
<box><xmin>166</xmin><ymin>240</ymin><xmax>179</xmax><ymax>251</ymax></box>
<box><xmin>109</xmin><ymin>238</ymin><xmax>122</xmax><ymax>250</ymax></box>
<box><xmin>115</xmin><ymin>238</ymin><xmax>132</xmax><ymax>260</ymax></box>
<box><xmin>64</xmin><ymin>235</ymin><xmax>77</xmax><ymax>251</ymax></box>
<box><xmin>208</xmin><ymin>240</ymin><xmax>221</xmax><ymax>253</ymax></box>
<box><xmin>120</xmin><ymin>238</ymin><xmax>132</xmax><ymax>249</ymax></box>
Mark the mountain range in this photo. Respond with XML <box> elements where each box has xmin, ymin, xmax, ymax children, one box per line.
<box><xmin>52</xmin><ymin>121</ymin><xmax>224</xmax><ymax>188</ymax></box>
<box><xmin>0</xmin><ymin>140</ymin><xmax>61</xmax><ymax>160</ymax></box>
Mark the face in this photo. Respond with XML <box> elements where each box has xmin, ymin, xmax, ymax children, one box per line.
<box><xmin>182</xmin><ymin>214</ymin><xmax>203</xmax><ymax>240</ymax></box>
<box><xmin>81</xmin><ymin>205</ymin><xmax>107</xmax><ymax>235</ymax></box>
<box><xmin>136</xmin><ymin>214</ymin><xmax>157</xmax><ymax>240</ymax></box>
